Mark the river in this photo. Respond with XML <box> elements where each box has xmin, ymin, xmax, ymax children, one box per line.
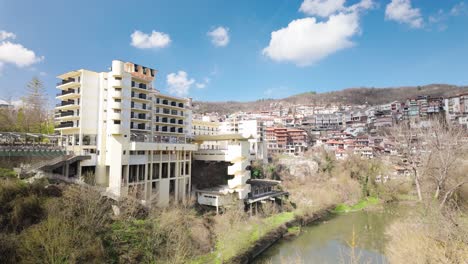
<box><xmin>254</xmin><ymin>204</ymin><xmax>408</xmax><ymax>264</ymax></box>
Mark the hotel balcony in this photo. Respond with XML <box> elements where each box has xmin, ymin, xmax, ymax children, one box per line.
<box><xmin>155</xmin><ymin>109</ymin><xmax>185</xmax><ymax>118</ymax></box>
<box><xmin>131</xmin><ymin>105</ymin><xmax>151</xmax><ymax>112</ymax></box>
<box><xmin>156</xmin><ymin>126</ymin><xmax>184</xmax><ymax>134</ymax></box>
<box><xmin>131</xmin><ymin>93</ymin><xmax>151</xmax><ymax>103</ymax></box>
<box><xmin>154</xmin><ymin>99</ymin><xmax>185</xmax><ymax>109</ymax></box>
<box><xmin>55</xmin><ymin>121</ymin><xmax>79</xmax><ymax>132</ymax></box>
<box><xmin>56</xmin><ymin>79</ymin><xmax>80</xmax><ymax>90</ymax></box>
<box><xmin>55</xmin><ymin>101</ymin><xmax>80</xmax><ymax>110</ymax></box>
<box><xmin>154</xmin><ymin>118</ymin><xmax>184</xmax><ymax>127</ymax></box>
<box><xmin>130</xmin><ymin>124</ymin><xmax>151</xmax><ymax>131</ymax></box>
<box><xmin>131</xmin><ymin>82</ymin><xmax>151</xmax><ymax>93</ymax></box>
<box><xmin>56</xmin><ymin>89</ymin><xmax>80</xmax><ymax>100</ymax></box>
<box><xmin>130</xmin><ymin>113</ymin><xmax>151</xmax><ymax>122</ymax></box>
<box><xmin>56</xmin><ymin>110</ymin><xmax>80</xmax><ymax>121</ymax></box>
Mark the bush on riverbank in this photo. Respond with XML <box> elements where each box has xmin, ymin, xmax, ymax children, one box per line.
<box><xmin>386</xmin><ymin>203</ymin><xmax>468</xmax><ymax>263</ymax></box>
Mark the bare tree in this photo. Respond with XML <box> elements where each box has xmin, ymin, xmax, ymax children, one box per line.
<box><xmin>391</xmin><ymin>119</ymin><xmax>468</xmax><ymax>207</ymax></box>
<box><xmin>422</xmin><ymin>121</ymin><xmax>467</xmax><ymax>208</ymax></box>
<box><xmin>391</xmin><ymin>121</ymin><xmax>425</xmax><ymax>201</ymax></box>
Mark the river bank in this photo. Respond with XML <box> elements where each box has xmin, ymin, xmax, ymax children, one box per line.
<box><xmin>254</xmin><ymin>202</ymin><xmax>410</xmax><ymax>264</ymax></box>
<box><xmin>195</xmin><ymin>197</ymin><xmax>383</xmax><ymax>264</ymax></box>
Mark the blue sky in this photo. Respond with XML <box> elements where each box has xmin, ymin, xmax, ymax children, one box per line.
<box><xmin>0</xmin><ymin>0</ymin><xmax>467</xmax><ymax>102</ymax></box>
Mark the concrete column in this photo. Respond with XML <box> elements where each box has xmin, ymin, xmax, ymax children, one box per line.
<box><xmin>64</xmin><ymin>162</ymin><xmax>70</xmax><ymax>178</ymax></box>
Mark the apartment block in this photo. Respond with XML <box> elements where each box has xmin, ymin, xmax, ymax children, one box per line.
<box><xmin>55</xmin><ymin>60</ymin><xmax>197</xmax><ymax>206</ymax></box>
<box><xmin>219</xmin><ymin>119</ymin><xmax>267</xmax><ymax>161</ymax></box>
<box><xmin>265</xmin><ymin>127</ymin><xmax>308</xmax><ymax>156</ymax></box>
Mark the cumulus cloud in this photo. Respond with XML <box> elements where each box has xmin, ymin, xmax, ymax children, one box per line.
<box><xmin>130</xmin><ymin>30</ymin><xmax>171</xmax><ymax>49</ymax></box>
<box><xmin>264</xmin><ymin>0</ymin><xmax>373</xmax><ymax>66</ymax></box>
<box><xmin>207</xmin><ymin>26</ymin><xmax>230</xmax><ymax>47</ymax></box>
<box><xmin>299</xmin><ymin>0</ymin><xmax>345</xmax><ymax>17</ymax></box>
<box><xmin>0</xmin><ymin>41</ymin><xmax>44</xmax><ymax>68</ymax></box>
<box><xmin>450</xmin><ymin>2</ymin><xmax>467</xmax><ymax>16</ymax></box>
<box><xmin>167</xmin><ymin>71</ymin><xmax>196</xmax><ymax>96</ymax></box>
<box><xmin>263</xmin><ymin>12</ymin><xmax>360</xmax><ymax>66</ymax></box>
<box><xmin>385</xmin><ymin>0</ymin><xmax>423</xmax><ymax>28</ymax></box>
<box><xmin>0</xmin><ymin>31</ymin><xmax>16</xmax><ymax>41</ymax></box>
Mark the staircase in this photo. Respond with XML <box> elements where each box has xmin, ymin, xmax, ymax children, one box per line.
<box><xmin>21</xmin><ymin>154</ymin><xmax>90</xmax><ymax>177</ymax></box>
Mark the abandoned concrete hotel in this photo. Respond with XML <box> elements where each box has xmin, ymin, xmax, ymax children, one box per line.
<box><xmin>52</xmin><ymin>60</ymin><xmax>287</xmax><ymax>210</ymax></box>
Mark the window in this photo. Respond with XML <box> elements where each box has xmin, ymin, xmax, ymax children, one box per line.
<box><xmin>115</xmin><ymin>99</ymin><xmax>121</xmax><ymax>102</ymax></box>
<box><xmin>115</xmin><ymin>77</ymin><xmax>122</xmax><ymax>80</ymax></box>
<box><xmin>114</xmin><ymin>120</ymin><xmax>121</xmax><ymax>124</ymax></box>
<box><xmin>114</xmin><ymin>109</ymin><xmax>121</xmax><ymax>113</ymax></box>
<box><xmin>162</xmin><ymin>163</ymin><xmax>168</xmax><ymax>179</ymax></box>
<box><xmin>170</xmin><ymin>162</ymin><xmax>176</xmax><ymax>178</ymax></box>
<box><xmin>153</xmin><ymin>163</ymin><xmax>160</xmax><ymax>179</ymax></box>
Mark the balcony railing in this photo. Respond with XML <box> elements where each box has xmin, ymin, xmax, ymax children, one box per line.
<box><xmin>130</xmin><ymin>125</ymin><xmax>150</xmax><ymax>130</ymax></box>
<box><xmin>130</xmin><ymin>134</ymin><xmax>187</xmax><ymax>144</ymax></box>
<box><xmin>56</xmin><ymin>79</ymin><xmax>76</xmax><ymax>86</ymax></box>
<box><xmin>56</xmin><ymin>90</ymin><xmax>76</xmax><ymax>97</ymax></box>
<box><xmin>56</xmin><ymin>122</ymin><xmax>75</xmax><ymax>128</ymax></box>
<box><xmin>55</xmin><ymin>101</ymin><xmax>75</xmax><ymax>107</ymax></box>
<box><xmin>60</xmin><ymin>111</ymin><xmax>75</xmax><ymax>117</ymax></box>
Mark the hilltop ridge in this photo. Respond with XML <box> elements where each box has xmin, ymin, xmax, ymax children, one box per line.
<box><xmin>193</xmin><ymin>84</ymin><xmax>468</xmax><ymax>114</ymax></box>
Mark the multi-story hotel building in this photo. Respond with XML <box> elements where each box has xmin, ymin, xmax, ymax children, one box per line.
<box><xmin>55</xmin><ymin>60</ymin><xmax>197</xmax><ymax>206</ymax></box>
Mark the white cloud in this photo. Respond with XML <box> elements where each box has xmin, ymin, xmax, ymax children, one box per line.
<box><xmin>262</xmin><ymin>12</ymin><xmax>360</xmax><ymax>66</ymax></box>
<box><xmin>0</xmin><ymin>41</ymin><xmax>44</xmax><ymax>68</ymax></box>
<box><xmin>39</xmin><ymin>71</ymin><xmax>47</xmax><ymax>76</ymax></box>
<box><xmin>0</xmin><ymin>31</ymin><xmax>16</xmax><ymax>41</ymax></box>
<box><xmin>195</xmin><ymin>78</ymin><xmax>210</xmax><ymax>89</ymax></box>
<box><xmin>299</xmin><ymin>0</ymin><xmax>374</xmax><ymax>17</ymax></box>
<box><xmin>299</xmin><ymin>0</ymin><xmax>345</xmax><ymax>17</ymax></box>
<box><xmin>166</xmin><ymin>71</ymin><xmax>195</xmax><ymax>96</ymax></box>
<box><xmin>385</xmin><ymin>0</ymin><xmax>423</xmax><ymax>28</ymax></box>
<box><xmin>450</xmin><ymin>2</ymin><xmax>467</xmax><ymax>16</ymax></box>
<box><xmin>130</xmin><ymin>30</ymin><xmax>171</xmax><ymax>49</ymax></box>
<box><xmin>207</xmin><ymin>26</ymin><xmax>230</xmax><ymax>47</ymax></box>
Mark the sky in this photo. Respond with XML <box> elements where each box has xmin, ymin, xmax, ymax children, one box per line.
<box><xmin>0</xmin><ymin>0</ymin><xmax>468</xmax><ymax>103</ymax></box>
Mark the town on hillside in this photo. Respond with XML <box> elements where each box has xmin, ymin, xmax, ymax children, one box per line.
<box><xmin>0</xmin><ymin>60</ymin><xmax>466</xmax><ymax>212</ymax></box>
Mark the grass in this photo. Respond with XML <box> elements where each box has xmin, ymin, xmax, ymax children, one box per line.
<box><xmin>194</xmin><ymin>211</ymin><xmax>296</xmax><ymax>264</ymax></box>
<box><xmin>287</xmin><ymin>226</ymin><xmax>301</xmax><ymax>236</ymax></box>
<box><xmin>333</xmin><ymin>196</ymin><xmax>380</xmax><ymax>213</ymax></box>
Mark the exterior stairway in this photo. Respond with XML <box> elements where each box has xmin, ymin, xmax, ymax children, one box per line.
<box><xmin>21</xmin><ymin>154</ymin><xmax>90</xmax><ymax>177</ymax></box>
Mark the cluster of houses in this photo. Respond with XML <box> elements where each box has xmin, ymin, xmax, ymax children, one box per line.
<box><xmin>193</xmin><ymin>93</ymin><xmax>468</xmax><ymax>163</ymax></box>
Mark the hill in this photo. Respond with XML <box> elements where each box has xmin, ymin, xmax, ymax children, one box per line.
<box><xmin>193</xmin><ymin>84</ymin><xmax>468</xmax><ymax>114</ymax></box>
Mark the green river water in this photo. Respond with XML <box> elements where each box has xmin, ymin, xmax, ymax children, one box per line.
<box><xmin>254</xmin><ymin>204</ymin><xmax>408</xmax><ymax>264</ymax></box>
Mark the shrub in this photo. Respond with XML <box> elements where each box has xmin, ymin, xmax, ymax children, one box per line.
<box><xmin>386</xmin><ymin>205</ymin><xmax>468</xmax><ymax>264</ymax></box>
<box><xmin>0</xmin><ymin>168</ymin><xmax>16</xmax><ymax>179</ymax></box>
<box><xmin>0</xmin><ymin>233</ymin><xmax>19</xmax><ymax>264</ymax></box>
<box><xmin>10</xmin><ymin>195</ymin><xmax>44</xmax><ymax>231</ymax></box>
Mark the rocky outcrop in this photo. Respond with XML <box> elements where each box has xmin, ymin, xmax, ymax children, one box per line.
<box><xmin>278</xmin><ymin>158</ymin><xmax>318</xmax><ymax>179</ymax></box>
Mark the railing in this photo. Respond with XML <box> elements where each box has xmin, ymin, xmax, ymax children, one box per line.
<box><xmin>60</xmin><ymin>111</ymin><xmax>75</xmax><ymax>117</ymax></box>
<box><xmin>56</xmin><ymin>101</ymin><xmax>75</xmax><ymax>107</ymax></box>
<box><xmin>56</xmin><ymin>122</ymin><xmax>75</xmax><ymax>128</ymax></box>
<box><xmin>56</xmin><ymin>89</ymin><xmax>76</xmax><ymax>96</ymax></box>
<box><xmin>130</xmin><ymin>134</ymin><xmax>187</xmax><ymax>144</ymax></box>
<box><xmin>56</xmin><ymin>79</ymin><xmax>76</xmax><ymax>86</ymax></box>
